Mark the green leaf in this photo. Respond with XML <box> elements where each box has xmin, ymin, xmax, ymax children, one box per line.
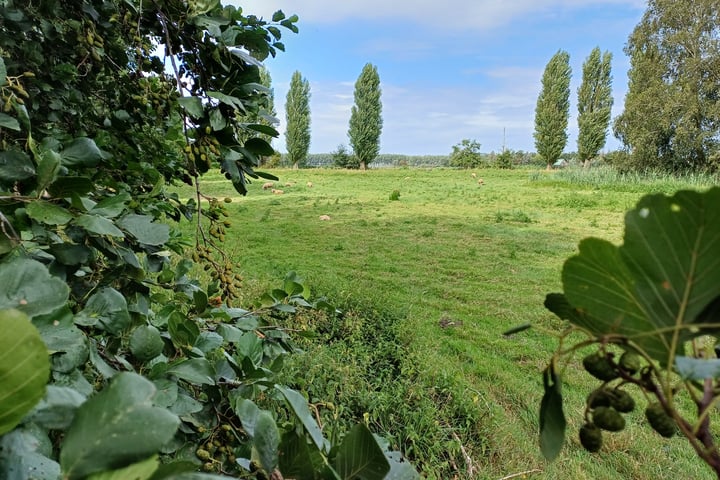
<box><xmin>0</xmin><ymin>309</ymin><xmax>50</xmax><ymax>435</ymax></box>
<box><xmin>207</xmin><ymin>90</ymin><xmax>245</xmax><ymax>111</ymax></box>
<box><xmin>86</xmin><ymin>455</ymin><xmax>159</xmax><ymax>480</ymax></box>
<box><xmin>47</xmin><ymin>176</ymin><xmax>94</xmax><ymax>198</ymax></box>
<box><xmin>209</xmin><ymin>107</ymin><xmax>227</xmax><ymax>131</ymax></box>
<box><xmin>0</xmin><ymin>427</ymin><xmax>61</xmax><ymax>480</ymax></box>
<box><xmin>334</xmin><ymin>423</ymin><xmax>391</xmax><ymax>480</ymax></box>
<box><xmin>278</xmin><ymin>431</ymin><xmax>317</xmax><ymax>479</ymax></box>
<box><xmin>117</xmin><ymin>214</ymin><xmax>170</xmax><ymax>246</ymax></box>
<box><xmin>539</xmin><ymin>364</ymin><xmax>566</xmax><ymax>461</ymax></box>
<box><xmin>13</xmin><ymin>103</ymin><xmax>30</xmax><ymax>131</ymax></box>
<box><xmin>34</xmin><ymin>306</ymin><xmax>89</xmax><ymax>373</ymax></box>
<box><xmin>236</xmin><ymin>331</ymin><xmax>263</xmax><ymax>366</ymax></box>
<box><xmin>0</xmin><ymin>149</ymin><xmax>35</xmax><ymax>182</ymax></box>
<box><xmin>233</xmin><ymin>398</ymin><xmax>261</xmax><ymax>437</ymax></box>
<box><xmin>130</xmin><ymin>325</ymin><xmax>165</xmax><ymax>361</ymax></box>
<box><xmin>91</xmin><ymin>192</ymin><xmax>131</xmax><ymax>218</ymax></box>
<box><xmin>75</xmin><ymin>287</ymin><xmax>131</xmax><ymax>334</ymax></box>
<box><xmin>0</xmin><ymin>257</ymin><xmax>70</xmax><ymax>318</ymax></box>
<box><xmin>26</xmin><ymin>201</ymin><xmax>73</xmax><ymax>225</ymax></box>
<box><xmin>0</xmin><ymin>233</ymin><xmax>13</xmax><ymax>255</ymax></box>
<box><xmin>168</xmin><ymin>314</ymin><xmax>200</xmax><ymax>348</ymax></box>
<box><xmin>271</xmin><ymin>10</ymin><xmax>285</xmax><ymax>21</ymax></box>
<box><xmin>0</xmin><ymin>112</ymin><xmax>20</xmax><ymax>131</ymax></box>
<box><xmin>49</xmin><ymin>243</ymin><xmax>92</xmax><ymax>265</ymax></box>
<box><xmin>558</xmin><ymin>188</ymin><xmax>720</xmax><ymax>363</ymax></box>
<box><xmin>146</xmin><ymin>460</ymin><xmax>196</xmax><ymax>480</ymax></box>
<box><xmin>245</xmin><ymin>123</ymin><xmax>279</xmax><ymax>137</ymax></box>
<box><xmin>244</xmin><ymin>137</ymin><xmax>274</xmax><ymax>156</ymax></box>
<box><xmin>254</xmin><ymin>411</ymin><xmax>280</xmax><ymax>473</ymax></box>
<box><xmin>74</xmin><ymin>214</ymin><xmax>125</xmax><ymax>238</ymax></box>
<box><xmin>178</xmin><ymin>96</ymin><xmax>204</xmax><ymax>118</ymax></box>
<box><xmin>36</xmin><ymin>148</ymin><xmax>62</xmax><ymax>191</ymax></box>
<box><xmin>60</xmin><ymin>137</ymin><xmax>107</xmax><ymax>167</ymax></box>
<box><xmin>27</xmin><ymin>385</ymin><xmax>85</xmax><ymax>430</ymax></box>
<box><xmin>0</xmin><ymin>57</ymin><xmax>6</xmax><ymax>87</ymax></box>
<box><xmin>275</xmin><ymin>385</ymin><xmax>325</xmax><ymax>450</ymax></box>
<box><xmin>60</xmin><ymin>372</ymin><xmax>180</xmax><ymax>480</ymax></box>
<box><xmin>166</xmin><ymin>358</ymin><xmax>215</xmax><ymax>385</ymax></box>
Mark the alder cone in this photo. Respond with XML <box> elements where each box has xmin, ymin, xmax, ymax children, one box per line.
<box><xmin>619</xmin><ymin>351</ymin><xmax>641</xmax><ymax>374</ymax></box>
<box><xmin>645</xmin><ymin>403</ymin><xmax>676</xmax><ymax>438</ymax></box>
<box><xmin>583</xmin><ymin>353</ymin><xmax>619</xmax><ymax>381</ymax></box>
<box><xmin>609</xmin><ymin>389</ymin><xmax>635</xmax><ymax>413</ymax></box>
<box><xmin>592</xmin><ymin>406</ymin><xmax>626</xmax><ymax>432</ymax></box>
<box><xmin>579</xmin><ymin>423</ymin><xmax>603</xmax><ymax>452</ymax></box>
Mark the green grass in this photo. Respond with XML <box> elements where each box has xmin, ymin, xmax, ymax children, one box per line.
<box><xmin>174</xmin><ymin>166</ymin><xmax>718</xmax><ymax>479</ymax></box>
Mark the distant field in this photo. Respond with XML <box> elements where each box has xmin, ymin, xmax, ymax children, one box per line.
<box><xmin>175</xmin><ymin>166</ymin><xmax>717</xmax><ymax>479</ymax></box>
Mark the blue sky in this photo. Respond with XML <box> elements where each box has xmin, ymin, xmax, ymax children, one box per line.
<box><xmin>236</xmin><ymin>1</ymin><xmax>647</xmax><ymax>155</ymax></box>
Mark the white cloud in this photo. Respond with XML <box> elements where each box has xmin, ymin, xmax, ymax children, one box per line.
<box><xmin>239</xmin><ymin>0</ymin><xmax>644</xmax><ymax>30</ymax></box>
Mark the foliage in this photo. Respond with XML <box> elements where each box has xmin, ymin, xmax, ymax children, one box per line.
<box><xmin>613</xmin><ymin>0</ymin><xmax>720</xmax><ymax>172</ymax></box>
<box><xmin>331</xmin><ymin>143</ymin><xmax>359</xmax><ymax>169</ymax></box>
<box><xmin>348</xmin><ymin>63</ymin><xmax>383</xmax><ymax>170</ymax></box>
<box><xmin>251</xmin><ymin>67</ymin><xmax>279</xmax><ymax>165</ymax></box>
<box><xmin>527</xmin><ymin>187</ymin><xmax>720</xmax><ymax>474</ymax></box>
<box><xmin>303</xmin><ymin>153</ymin><xmax>449</xmax><ymax>168</ymax></box>
<box><xmin>285</xmin><ymin>70</ymin><xmax>311</xmax><ymax>169</ymax></box>
<box><xmin>448</xmin><ymin>139</ymin><xmax>484</xmax><ymax>168</ymax></box>
<box><xmin>577</xmin><ymin>47</ymin><xmax>613</xmax><ymax>167</ymax></box>
<box><xmin>0</xmin><ymin>2</ymin><xmax>411</xmax><ymax>479</ymax></box>
<box><xmin>494</xmin><ymin>149</ymin><xmax>514</xmax><ymax>169</ymax></box>
<box><xmin>534</xmin><ymin>50</ymin><xmax>572</xmax><ymax>169</ymax></box>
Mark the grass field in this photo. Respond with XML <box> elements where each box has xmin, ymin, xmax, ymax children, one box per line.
<box><xmin>175</xmin><ymin>166</ymin><xmax>718</xmax><ymax>479</ymax></box>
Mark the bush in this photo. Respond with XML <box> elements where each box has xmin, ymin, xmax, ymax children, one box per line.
<box><xmin>449</xmin><ymin>139</ymin><xmax>484</xmax><ymax>168</ymax></box>
<box><xmin>495</xmin><ymin>150</ymin><xmax>514</xmax><ymax>169</ymax></box>
<box><xmin>333</xmin><ymin>144</ymin><xmax>360</xmax><ymax>169</ymax></box>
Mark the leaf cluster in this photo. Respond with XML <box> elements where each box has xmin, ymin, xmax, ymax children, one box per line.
<box><xmin>533</xmin><ymin>187</ymin><xmax>720</xmax><ymax>475</ymax></box>
<box><xmin>0</xmin><ymin>1</ymin><xmax>416</xmax><ymax>479</ymax></box>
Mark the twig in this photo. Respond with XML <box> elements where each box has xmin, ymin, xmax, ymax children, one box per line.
<box><xmin>498</xmin><ymin>469</ymin><xmax>542</xmax><ymax>480</ymax></box>
<box><xmin>451</xmin><ymin>431</ymin><xmax>475</xmax><ymax>478</ymax></box>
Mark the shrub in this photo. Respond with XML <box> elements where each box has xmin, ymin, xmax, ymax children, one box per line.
<box><xmin>449</xmin><ymin>139</ymin><xmax>484</xmax><ymax>168</ymax></box>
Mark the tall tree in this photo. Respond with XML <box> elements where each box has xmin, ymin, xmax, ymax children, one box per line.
<box><xmin>285</xmin><ymin>70</ymin><xmax>311</xmax><ymax>169</ymax></box>
<box><xmin>577</xmin><ymin>47</ymin><xmax>613</xmax><ymax>168</ymax></box>
<box><xmin>349</xmin><ymin>63</ymin><xmax>383</xmax><ymax>170</ymax></box>
<box><xmin>613</xmin><ymin>0</ymin><xmax>720</xmax><ymax>171</ymax></box>
<box><xmin>534</xmin><ymin>50</ymin><xmax>572</xmax><ymax>170</ymax></box>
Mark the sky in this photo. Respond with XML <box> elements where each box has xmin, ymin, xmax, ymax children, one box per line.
<box><xmin>234</xmin><ymin>0</ymin><xmax>647</xmax><ymax>155</ymax></box>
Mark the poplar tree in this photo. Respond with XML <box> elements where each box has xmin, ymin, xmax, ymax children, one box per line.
<box><xmin>285</xmin><ymin>70</ymin><xmax>311</xmax><ymax>169</ymax></box>
<box><xmin>577</xmin><ymin>47</ymin><xmax>613</xmax><ymax>168</ymax></box>
<box><xmin>613</xmin><ymin>0</ymin><xmax>720</xmax><ymax>171</ymax></box>
<box><xmin>348</xmin><ymin>63</ymin><xmax>383</xmax><ymax>170</ymax></box>
<box><xmin>533</xmin><ymin>50</ymin><xmax>572</xmax><ymax>170</ymax></box>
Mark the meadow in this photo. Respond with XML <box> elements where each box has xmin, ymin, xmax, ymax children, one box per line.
<box><xmin>176</xmin><ymin>166</ymin><xmax>717</xmax><ymax>479</ymax></box>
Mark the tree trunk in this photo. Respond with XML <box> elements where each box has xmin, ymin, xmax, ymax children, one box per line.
<box><xmin>583</xmin><ymin>159</ymin><xmax>591</xmax><ymax>168</ymax></box>
<box><xmin>292</xmin><ymin>161</ymin><xmax>299</xmax><ymax>170</ymax></box>
<box><xmin>546</xmin><ymin>163</ymin><xmax>552</xmax><ymax>171</ymax></box>
<box><xmin>360</xmin><ymin>160</ymin><xmax>367</xmax><ymax>170</ymax></box>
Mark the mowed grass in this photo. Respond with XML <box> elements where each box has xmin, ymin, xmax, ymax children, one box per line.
<box><xmin>175</xmin><ymin>167</ymin><xmax>717</xmax><ymax>480</ymax></box>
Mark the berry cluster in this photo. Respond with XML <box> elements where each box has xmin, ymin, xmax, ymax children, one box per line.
<box><xmin>579</xmin><ymin>350</ymin><xmax>676</xmax><ymax>453</ymax></box>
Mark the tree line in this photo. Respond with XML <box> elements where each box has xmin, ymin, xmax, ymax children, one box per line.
<box><xmin>535</xmin><ymin>0</ymin><xmax>719</xmax><ymax>173</ymax></box>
